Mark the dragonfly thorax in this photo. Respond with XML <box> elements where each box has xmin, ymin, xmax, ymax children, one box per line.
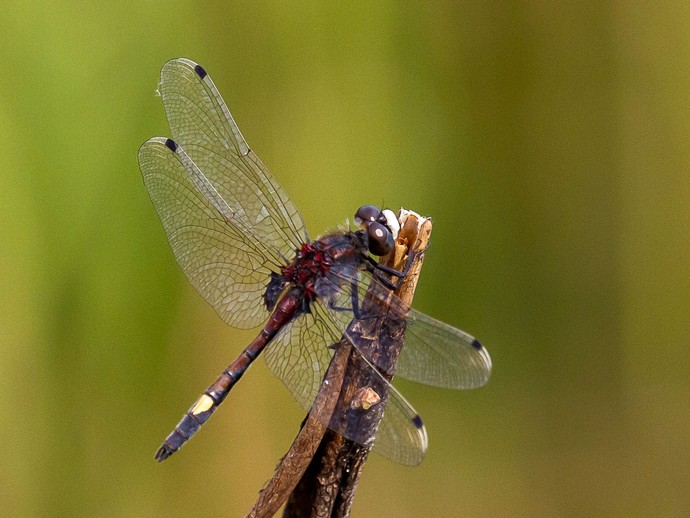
<box><xmin>263</xmin><ymin>231</ymin><xmax>370</xmax><ymax>313</ymax></box>
<box><xmin>284</xmin><ymin>242</ymin><xmax>331</xmax><ymax>286</ymax></box>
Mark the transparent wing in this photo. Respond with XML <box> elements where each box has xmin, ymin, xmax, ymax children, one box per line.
<box><xmin>138</xmin><ymin>138</ymin><xmax>281</xmax><ymax>329</ymax></box>
<box><xmin>304</xmin><ymin>267</ymin><xmax>491</xmax><ymax>464</ymax></box>
<box><xmin>264</xmin><ymin>296</ymin><xmax>429</xmax><ymax>466</ymax></box>
<box><xmin>263</xmin><ymin>305</ymin><xmax>336</xmax><ymax>414</ymax></box>
<box><xmin>158</xmin><ymin>58</ymin><xmax>306</xmax><ymax>257</ymax></box>
<box><xmin>398</xmin><ymin>309</ymin><xmax>492</xmax><ymax>389</ymax></box>
<box><xmin>321</xmin><ymin>267</ymin><xmax>492</xmax><ymax>389</ymax></box>
<box><xmin>350</xmin><ymin>369</ymin><xmax>428</xmax><ymax>467</ymax></box>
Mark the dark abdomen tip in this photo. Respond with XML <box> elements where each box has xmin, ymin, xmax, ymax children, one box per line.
<box><xmin>154</xmin><ymin>444</ymin><xmax>175</xmax><ymax>462</ymax></box>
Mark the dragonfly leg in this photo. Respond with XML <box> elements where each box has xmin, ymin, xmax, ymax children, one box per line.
<box><xmin>328</xmin><ymin>280</ymin><xmax>360</xmax><ymax>314</ymax></box>
<box><xmin>365</xmin><ymin>242</ymin><xmax>429</xmax><ymax>289</ymax></box>
<box><xmin>365</xmin><ymin>262</ymin><xmax>398</xmax><ymax>291</ymax></box>
<box><xmin>367</xmin><ymin>259</ymin><xmax>405</xmax><ymax>278</ymax></box>
<box><xmin>349</xmin><ymin>279</ymin><xmax>360</xmax><ymax>318</ymax></box>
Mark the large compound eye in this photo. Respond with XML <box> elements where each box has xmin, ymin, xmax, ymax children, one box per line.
<box><xmin>367</xmin><ymin>221</ymin><xmax>394</xmax><ymax>256</ymax></box>
<box><xmin>354</xmin><ymin>205</ymin><xmax>381</xmax><ymax>226</ymax></box>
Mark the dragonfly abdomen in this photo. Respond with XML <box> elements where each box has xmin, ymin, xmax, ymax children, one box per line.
<box><xmin>155</xmin><ymin>290</ymin><xmax>303</xmax><ymax>461</ymax></box>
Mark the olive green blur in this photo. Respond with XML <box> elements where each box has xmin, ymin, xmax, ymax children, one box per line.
<box><xmin>1</xmin><ymin>2</ymin><xmax>688</xmax><ymax>516</ymax></box>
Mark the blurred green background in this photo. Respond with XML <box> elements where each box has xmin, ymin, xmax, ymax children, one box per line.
<box><xmin>1</xmin><ymin>2</ymin><xmax>689</xmax><ymax>516</ymax></box>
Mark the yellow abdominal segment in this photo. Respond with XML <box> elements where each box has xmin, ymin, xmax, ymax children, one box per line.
<box><xmin>191</xmin><ymin>394</ymin><xmax>214</xmax><ymax>415</ymax></box>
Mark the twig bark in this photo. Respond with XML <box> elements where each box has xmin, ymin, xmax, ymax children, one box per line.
<box><xmin>249</xmin><ymin>209</ymin><xmax>432</xmax><ymax>518</ymax></box>
<box><xmin>247</xmin><ymin>339</ymin><xmax>351</xmax><ymax>517</ymax></box>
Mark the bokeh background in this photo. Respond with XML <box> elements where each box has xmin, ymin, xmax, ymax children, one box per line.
<box><xmin>2</xmin><ymin>2</ymin><xmax>689</xmax><ymax>516</ymax></box>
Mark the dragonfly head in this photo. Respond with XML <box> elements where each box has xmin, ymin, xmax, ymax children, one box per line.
<box><xmin>354</xmin><ymin>205</ymin><xmax>400</xmax><ymax>256</ymax></box>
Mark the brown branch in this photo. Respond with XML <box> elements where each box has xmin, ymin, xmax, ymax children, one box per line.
<box><xmin>247</xmin><ymin>340</ymin><xmax>351</xmax><ymax>518</ymax></box>
<box><xmin>249</xmin><ymin>209</ymin><xmax>432</xmax><ymax>518</ymax></box>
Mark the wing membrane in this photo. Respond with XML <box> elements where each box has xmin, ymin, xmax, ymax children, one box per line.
<box><xmin>139</xmin><ymin>138</ymin><xmax>277</xmax><ymax>329</ymax></box>
<box><xmin>265</xmin><ymin>295</ymin><xmax>429</xmax><ymax>465</ymax></box>
<box><xmin>263</xmin><ymin>305</ymin><xmax>336</xmax><ymax>414</ymax></box>
<box><xmin>320</xmin><ymin>266</ymin><xmax>492</xmax><ymax>389</ymax></box>
<box><xmin>158</xmin><ymin>58</ymin><xmax>306</xmax><ymax>258</ymax></box>
<box><xmin>398</xmin><ymin>309</ymin><xmax>492</xmax><ymax>389</ymax></box>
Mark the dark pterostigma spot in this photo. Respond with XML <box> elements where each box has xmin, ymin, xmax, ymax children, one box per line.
<box><xmin>165</xmin><ymin>138</ymin><xmax>177</xmax><ymax>152</ymax></box>
<box><xmin>412</xmin><ymin>415</ymin><xmax>424</xmax><ymax>429</ymax></box>
<box><xmin>194</xmin><ymin>64</ymin><xmax>207</xmax><ymax>79</ymax></box>
<box><xmin>471</xmin><ymin>338</ymin><xmax>483</xmax><ymax>350</ymax></box>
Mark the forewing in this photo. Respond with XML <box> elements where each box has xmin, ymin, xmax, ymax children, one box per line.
<box><xmin>158</xmin><ymin>58</ymin><xmax>306</xmax><ymax>257</ymax></box>
<box><xmin>138</xmin><ymin>138</ymin><xmax>278</xmax><ymax>329</ymax></box>
<box><xmin>397</xmin><ymin>309</ymin><xmax>492</xmax><ymax>389</ymax></box>
<box><xmin>322</xmin><ymin>267</ymin><xmax>492</xmax><ymax>389</ymax></box>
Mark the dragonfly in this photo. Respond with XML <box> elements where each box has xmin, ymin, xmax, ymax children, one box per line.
<box><xmin>138</xmin><ymin>58</ymin><xmax>492</xmax><ymax>467</ymax></box>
